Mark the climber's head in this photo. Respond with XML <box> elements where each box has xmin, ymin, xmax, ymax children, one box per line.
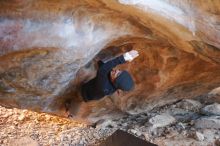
<box><xmin>111</xmin><ymin>69</ymin><xmax>134</xmax><ymax>91</ymax></box>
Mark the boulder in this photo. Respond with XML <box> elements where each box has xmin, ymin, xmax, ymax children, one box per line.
<box><xmin>207</xmin><ymin>87</ymin><xmax>220</xmax><ymax>103</ymax></box>
<box><xmin>175</xmin><ymin>99</ymin><xmax>202</xmax><ymax>112</ymax></box>
<box><xmin>149</xmin><ymin>114</ymin><xmax>176</xmax><ymax>128</ymax></box>
<box><xmin>168</xmin><ymin>108</ymin><xmax>200</xmax><ymax>122</ymax></box>
<box><xmin>193</xmin><ymin>131</ymin><xmax>204</xmax><ymax>141</ymax></box>
<box><xmin>201</xmin><ymin>103</ymin><xmax>220</xmax><ymax>116</ymax></box>
<box><xmin>130</xmin><ymin>129</ymin><xmax>142</xmax><ymax>137</ymax></box>
<box><xmin>202</xmin><ymin>129</ymin><xmax>218</xmax><ymax>142</ymax></box>
<box><xmin>195</xmin><ymin>116</ymin><xmax>220</xmax><ymax>129</ymax></box>
<box><xmin>8</xmin><ymin>136</ymin><xmax>39</xmax><ymax>146</ymax></box>
<box><xmin>95</xmin><ymin>119</ymin><xmax>117</xmax><ymax>129</ymax></box>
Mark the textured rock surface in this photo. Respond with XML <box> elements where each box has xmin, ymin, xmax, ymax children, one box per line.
<box><xmin>0</xmin><ymin>0</ymin><xmax>220</xmax><ymax>122</ymax></box>
<box><xmin>1</xmin><ymin>100</ymin><xmax>220</xmax><ymax>146</ymax></box>
<box><xmin>149</xmin><ymin>114</ymin><xmax>176</xmax><ymax>128</ymax></box>
<box><xmin>8</xmin><ymin>136</ymin><xmax>39</xmax><ymax>146</ymax></box>
<box><xmin>195</xmin><ymin>116</ymin><xmax>220</xmax><ymax>129</ymax></box>
<box><xmin>0</xmin><ymin>105</ymin><xmax>86</xmax><ymax>146</ymax></box>
<box><xmin>193</xmin><ymin>131</ymin><xmax>204</xmax><ymax>141</ymax></box>
<box><xmin>201</xmin><ymin>103</ymin><xmax>220</xmax><ymax>116</ymax></box>
<box><xmin>176</xmin><ymin>99</ymin><xmax>202</xmax><ymax>112</ymax></box>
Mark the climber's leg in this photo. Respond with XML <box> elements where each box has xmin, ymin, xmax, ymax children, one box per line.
<box><xmin>64</xmin><ymin>100</ymin><xmax>72</xmax><ymax>117</ymax></box>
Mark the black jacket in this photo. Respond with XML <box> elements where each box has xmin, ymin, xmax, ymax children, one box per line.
<box><xmin>81</xmin><ymin>55</ymin><xmax>126</xmax><ymax>101</ymax></box>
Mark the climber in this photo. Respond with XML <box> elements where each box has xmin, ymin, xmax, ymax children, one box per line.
<box><xmin>81</xmin><ymin>49</ymin><xmax>139</xmax><ymax>102</ymax></box>
<box><xmin>64</xmin><ymin>48</ymin><xmax>139</xmax><ymax>117</ymax></box>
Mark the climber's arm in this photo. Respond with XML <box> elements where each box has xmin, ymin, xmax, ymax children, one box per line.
<box><xmin>99</xmin><ymin>50</ymin><xmax>139</xmax><ymax>74</ymax></box>
<box><xmin>99</xmin><ymin>55</ymin><xmax>126</xmax><ymax>74</ymax></box>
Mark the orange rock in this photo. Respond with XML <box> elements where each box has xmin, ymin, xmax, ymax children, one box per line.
<box><xmin>0</xmin><ymin>0</ymin><xmax>220</xmax><ymax>123</ymax></box>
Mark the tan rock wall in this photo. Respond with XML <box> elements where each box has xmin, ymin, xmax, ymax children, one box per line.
<box><xmin>0</xmin><ymin>0</ymin><xmax>220</xmax><ymax>122</ymax></box>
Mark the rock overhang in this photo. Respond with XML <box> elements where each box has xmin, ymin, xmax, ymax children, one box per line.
<box><xmin>0</xmin><ymin>0</ymin><xmax>220</xmax><ymax>122</ymax></box>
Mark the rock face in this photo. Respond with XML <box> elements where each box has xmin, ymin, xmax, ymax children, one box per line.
<box><xmin>201</xmin><ymin>103</ymin><xmax>220</xmax><ymax>116</ymax></box>
<box><xmin>149</xmin><ymin>114</ymin><xmax>176</xmax><ymax>128</ymax></box>
<box><xmin>195</xmin><ymin>116</ymin><xmax>220</xmax><ymax>129</ymax></box>
<box><xmin>175</xmin><ymin>99</ymin><xmax>202</xmax><ymax>112</ymax></box>
<box><xmin>2</xmin><ymin>99</ymin><xmax>220</xmax><ymax>146</ymax></box>
<box><xmin>193</xmin><ymin>132</ymin><xmax>204</xmax><ymax>141</ymax></box>
<box><xmin>8</xmin><ymin>137</ymin><xmax>39</xmax><ymax>146</ymax></box>
<box><xmin>0</xmin><ymin>0</ymin><xmax>220</xmax><ymax>122</ymax></box>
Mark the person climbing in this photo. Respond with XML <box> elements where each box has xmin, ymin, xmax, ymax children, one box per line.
<box><xmin>81</xmin><ymin>49</ymin><xmax>139</xmax><ymax>102</ymax></box>
<box><xmin>64</xmin><ymin>48</ymin><xmax>139</xmax><ymax>117</ymax></box>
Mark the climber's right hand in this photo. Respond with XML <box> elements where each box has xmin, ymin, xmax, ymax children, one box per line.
<box><xmin>123</xmin><ymin>50</ymin><xmax>139</xmax><ymax>62</ymax></box>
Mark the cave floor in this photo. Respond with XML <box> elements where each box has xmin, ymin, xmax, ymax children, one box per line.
<box><xmin>0</xmin><ymin>98</ymin><xmax>220</xmax><ymax>146</ymax></box>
